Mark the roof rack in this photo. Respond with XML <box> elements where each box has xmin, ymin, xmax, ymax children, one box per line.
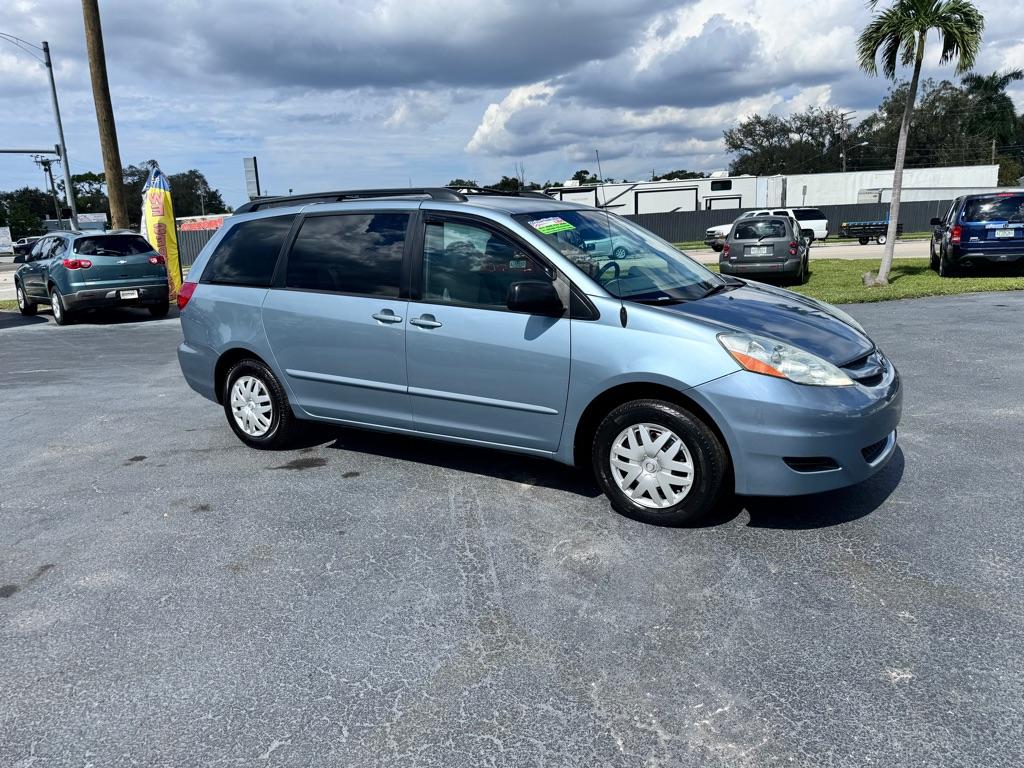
<box><xmin>448</xmin><ymin>185</ymin><xmax>553</xmax><ymax>200</ymax></box>
<box><xmin>234</xmin><ymin>185</ymin><xmax>554</xmax><ymax>214</ymax></box>
<box><xmin>234</xmin><ymin>187</ymin><xmax>465</xmax><ymax>214</ymax></box>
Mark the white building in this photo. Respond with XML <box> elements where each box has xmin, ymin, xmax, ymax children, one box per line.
<box><xmin>544</xmin><ymin>165</ymin><xmax>1000</xmax><ymax>213</ymax></box>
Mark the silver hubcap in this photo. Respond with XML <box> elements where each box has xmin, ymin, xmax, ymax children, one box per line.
<box><xmin>17</xmin><ymin>285</ymin><xmax>24</xmax><ymax>309</ymax></box>
<box><xmin>230</xmin><ymin>376</ymin><xmax>273</xmax><ymax>437</ymax></box>
<box><xmin>51</xmin><ymin>294</ymin><xmax>61</xmax><ymax>320</ymax></box>
<box><xmin>609</xmin><ymin>423</ymin><xmax>694</xmax><ymax>509</ymax></box>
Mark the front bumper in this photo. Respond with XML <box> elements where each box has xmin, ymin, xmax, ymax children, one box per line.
<box><xmin>720</xmin><ymin>256</ymin><xmax>802</xmax><ymax>277</ymax></box>
<box><xmin>64</xmin><ymin>283</ymin><xmax>169</xmax><ymax>310</ymax></box>
<box><xmin>692</xmin><ymin>362</ymin><xmax>902</xmax><ymax>496</ymax></box>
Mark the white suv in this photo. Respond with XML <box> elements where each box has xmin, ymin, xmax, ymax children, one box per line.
<box><xmin>705</xmin><ymin>207</ymin><xmax>829</xmax><ymax>251</ymax></box>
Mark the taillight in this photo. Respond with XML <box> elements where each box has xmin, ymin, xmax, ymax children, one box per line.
<box><xmin>789</xmin><ymin>241</ymin><xmax>798</xmax><ymax>256</ymax></box>
<box><xmin>149</xmin><ymin>254</ymin><xmax>166</xmax><ymax>265</ymax></box>
<box><xmin>951</xmin><ymin>225</ymin><xmax>962</xmax><ymax>244</ymax></box>
<box><xmin>62</xmin><ymin>258</ymin><xmax>92</xmax><ymax>269</ymax></box>
<box><xmin>722</xmin><ymin>243</ymin><xmax>731</xmax><ymax>257</ymax></box>
<box><xmin>177</xmin><ymin>281</ymin><xmax>197</xmax><ymax>311</ymax></box>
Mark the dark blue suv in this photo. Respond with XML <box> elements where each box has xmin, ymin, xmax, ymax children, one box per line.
<box><xmin>930</xmin><ymin>192</ymin><xmax>1024</xmax><ymax>276</ymax></box>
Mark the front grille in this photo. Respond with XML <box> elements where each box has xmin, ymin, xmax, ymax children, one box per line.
<box><xmin>861</xmin><ymin>436</ymin><xmax>889</xmax><ymax>463</ymax></box>
<box><xmin>784</xmin><ymin>456</ymin><xmax>840</xmax><ymax>473</ymax></box>
<box><xmin>842</xmin><ymin>351</ymin><xmax>886</xmax><ymax>387</ymax></box>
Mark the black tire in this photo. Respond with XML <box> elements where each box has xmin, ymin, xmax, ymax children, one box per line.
<box><xmin>49</xmin><ymin>286</ymin><xmax>72</xmax><ymax>325</ymax></box>
<box><xmin>592</xmin><ymin>399</ymin><xmax>728</xmax><ymax>526</ymax></box>
<box><xmin>711</xmin><ymin>243</ymin><xmax>724</xmax><ymax>253</ymax></box>
<box><xmin>15</xmin><ymin>281</ymin><xmax>37</xmax><ymax>316</ymax></box>
<box><xmin>858</xmin><ymin>237</ymin><xmax>870</xmax><ymax>245</ymax></box>
<box><xmin>938</xmin><ymin>251</ymin><xmax>958</xmax><ymax>278</ymax></box>
<box><xmin>929</xmin><ymin>240</ymin><xmax>939</xmax><ymax>271</ymax></box>
<box><xmin>222</xmin><ymin>358</ymin><xmax>297</xmax><ymax>450</ymax></box>
<box><xmin>876</xmin><ymin>235</ymin><xmax>887</xmax><ymax>245</ymax></box>
<box><xmin>148</xmin><ymin>302</ymin><xmax>170</xmax><ymax>318</ymax></box>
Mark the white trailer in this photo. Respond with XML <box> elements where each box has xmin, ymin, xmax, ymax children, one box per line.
<box><xmin>546</xmin><ymin>175</ymin><xmax>761</xmax><ymax>214</ymax></box>
<box><xmin>784</xmin><ymin>165</ymin><xmax>998</xmax><ymax>206</ymax></box>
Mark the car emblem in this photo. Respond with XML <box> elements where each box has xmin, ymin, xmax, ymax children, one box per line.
<box><xmin>118</xmin><ymin>259</ymin><xmax>127</xmax><ymax>264</ymax></box>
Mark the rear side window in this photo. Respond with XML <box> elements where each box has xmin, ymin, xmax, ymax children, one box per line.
<box><xmin>710</xmin><ymin>180</ymin><xmax>732</xmax><ymax>191</ymax></box>
<box><xmin>285</xmin><ymin>213</ymin><xmax>408</xmax><ymax>297</ymax></box>
<box><xmin>793</xmin><ymin>208</ymin><xmax>826</xmax><ymax>221</ymax></box>
<box><xmin>74</xmin><ymin>234</ymin><xmax>152</xmax><ymax>255</ymax></box>
<box><xmin>202</xmin><ymin>215</ymin><xmax>295</xmax><ymax>287</ymax></box>
<box><xmin>733</xmin><ymin>220</ymin><xmax>787</xmax><ymax>240</ymax></box>
<box><xmin>961</xmin><ymin>195</ymin><xmax>1024</xmax><ymax>223</ymax></box>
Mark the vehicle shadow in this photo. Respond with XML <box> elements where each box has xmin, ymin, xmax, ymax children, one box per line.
<box><xmin>716</xmin><ymin>446</ymin><xmax>906</xmax><ymax>530</ymax></box>
<box><xmin>0</xmin><ymin>311</ymin><xmax>50</xmax><ymax>330</ymax></box>
<box><xmin>67</xmin><ymin>306</ymin><xmax>180</xmax><ymax>325</ymax></box>
<box><xmin>314</xmin><ymin>425</ymin><xmax>603</xmax><ymax>497</ymax></box>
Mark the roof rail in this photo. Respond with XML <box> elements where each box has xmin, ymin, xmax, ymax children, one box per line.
<box><xmin>447</xmin><ymin>185</ymin><xmax>553</xmax><ymax>200</ymax></box>
<box><xmin>234</xmin><ymin>187</ymin><xmax>465</xmax><ymax>214</ymax></box>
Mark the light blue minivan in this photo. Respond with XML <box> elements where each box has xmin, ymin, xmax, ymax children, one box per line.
<box><xmin>177</xmin><ymin>188</ymin><xmax>901</xmax><ymax>525</ymax></box>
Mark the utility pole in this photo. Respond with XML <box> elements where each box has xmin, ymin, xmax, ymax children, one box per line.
<box><xmin>41</xmin><ymin>42</ymin><xmax>79</xmax><ymax>230</ymax></box>
<box><xmin>839</xmin><ymin>111</ymin><xmax>856</xmax><ymax>173</ymax></box>
<box><xmin>34</xmin><ymin>155</ymin><xmax>63</xmax><ymax>227</ymax></box>
<box><xmin>81</xmin><ymin>0</ymin><xmax>129</xmax><ymax>229</ymax></box>
<box><xmin>992</xmin><ymin>138</ymin><xmax>997</xmax><ymax>165</ymax></box>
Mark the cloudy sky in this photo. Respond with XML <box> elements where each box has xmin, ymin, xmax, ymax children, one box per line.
<box><xmin>2</xmin><ymin>0</ymin><xmax>1022</xmax><ymax>208</ymax></box>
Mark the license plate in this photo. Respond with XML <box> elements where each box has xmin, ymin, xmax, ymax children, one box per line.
<box><xmin>995</xmin><ymin>229</ymin><xmax>1015</xmax><ymax>239</ymax></box>
<box><xmin>748</xmin><ymin>246</ymin><xmax>772</xmax><ymax>257</ymax></box>
<box><xmin>119</xmin><ymin>289</ymin><xmax>139</xmax><ymax>299</ymax></box>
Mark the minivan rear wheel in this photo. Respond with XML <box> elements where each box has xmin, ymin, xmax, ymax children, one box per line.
<box><xmin>592</xmin><ymin>399</ymin><xmax>727</xmax><ymax>526</ymax></box>
<box><xmin>223</xmin><ymin>359</ymin><xmax>296</xmax><ymax>449</ymax></box>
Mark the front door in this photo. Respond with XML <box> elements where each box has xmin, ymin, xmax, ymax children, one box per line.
<box><xmin>22</xmin><ymin>237</ymin><xmax>56</xmax><ymax>297</ymax></box>
<box><xmin>262</xmin><ymin>210</ymin><xmax>413</xmax><ymax>429</ymax></box>
<box><xmin>405</xmin><ymin>216</ymin><xmax>571</xmax><ymax>453</ymax></box>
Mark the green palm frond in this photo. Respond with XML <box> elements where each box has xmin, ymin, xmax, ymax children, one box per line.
<box><xmin>858</xmin><ymin>0</ymin><xmax>985</xmax><ymax>80</ymax></box>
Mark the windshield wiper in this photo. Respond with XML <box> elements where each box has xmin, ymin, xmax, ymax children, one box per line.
<box><xmin>700</xmin><ymin>282</ymin><xmax>732</xmax><ymax>299</ymax></box>
<box><xmin>632</xmin><ymin>296</ymin><xmax>688</xmax><ymax>306</ymax></box>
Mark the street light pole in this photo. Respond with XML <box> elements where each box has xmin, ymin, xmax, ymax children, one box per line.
<box><xmin>41</xmin><ymin>41</ymin><xmax>79</xmax><ymax>230</ymax></box>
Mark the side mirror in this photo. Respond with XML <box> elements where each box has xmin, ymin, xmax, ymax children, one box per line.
<box><xmin>930</xmin><ymin>217</ymin><xmax>942</xmax><ymax>226</ymax></box>
<box><xmin>506</xmin><ymin>280</ymin><xmax>563</xmax><ymax>316</ymax></box>
<box><xmin>13</xmin><ymin>254</ymin><xmax>25</xmax><ymax>263</ymax></box>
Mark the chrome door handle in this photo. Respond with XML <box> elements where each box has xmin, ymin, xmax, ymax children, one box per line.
<box><xmin>372</xmin><ymin>310</ymin><xmax>403</xmax><ymax>324</ymax></box>
<box><xmin>410</xmin><ymin>315</ymin><xmax>442</xmax><ymax>329</ymax></box>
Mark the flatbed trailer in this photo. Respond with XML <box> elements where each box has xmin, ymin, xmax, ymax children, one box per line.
<box><xmin>839</xmin><ymin>220</ymin><xmax>904</xmax><ymax>245</ymax></box>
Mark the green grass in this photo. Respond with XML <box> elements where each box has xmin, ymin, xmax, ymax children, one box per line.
<box><xmin>709</xmin><ymin>258</ymin><xmax>1024</xmax><ymax>304</ymax></box>
<box><xmin>0</xmin><ymin>300</ymin><xmax>19</xmax><ymax>311</ymax></box>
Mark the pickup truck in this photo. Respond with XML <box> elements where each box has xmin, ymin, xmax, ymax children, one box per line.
<box><xmin>839</xmin><ymin>220</ymin><xmax>903</xmax><ymax>245</ymax></box>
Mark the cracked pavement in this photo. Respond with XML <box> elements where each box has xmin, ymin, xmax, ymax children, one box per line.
<box><xmin>1</xmin><ymin>293</ymin><xmax>1022</xmax><ymax>766</ymax></box>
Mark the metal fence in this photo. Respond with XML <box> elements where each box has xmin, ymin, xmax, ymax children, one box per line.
<box><xmin>176</xmin><ymin>215</ymin><xmax>226</xmax><ymax>276</ymax></box>
<box><xmin>625</xmin><ymin>199</ymin><xmax>953</xmax><ymax>243</ymax></box>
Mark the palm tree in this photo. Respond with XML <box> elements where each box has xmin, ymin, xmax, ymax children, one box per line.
<box><xmin>857</xmin><ymin>0</ymin><xmax>984</xmax><ymax>286</ymax></box>
<box><xmin>961</xmin><ymin>69</ymin><xmax>1024</xmax><ymax>144</ymax></box>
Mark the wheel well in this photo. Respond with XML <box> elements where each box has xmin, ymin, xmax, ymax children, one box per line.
<box><xmin>572</xmin><ymin>382</ymin><xmax>733</xmax><ymax>477</ymax></box>
<box><xmin>214</xmin><ymin>349</ymin><xmax>270</xmax><ymax>404</ymax></box>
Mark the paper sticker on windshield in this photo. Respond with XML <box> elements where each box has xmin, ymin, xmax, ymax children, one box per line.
<box><xmin>529</xmin><ymin>216</ymin><xmax>575</xmax><ymax>235</ymax></box>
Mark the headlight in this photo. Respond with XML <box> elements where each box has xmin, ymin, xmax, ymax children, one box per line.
<box><xmin>718</xmin><ymin>332</ymin><xmax>853</xmax><ymax>386</ymax></box>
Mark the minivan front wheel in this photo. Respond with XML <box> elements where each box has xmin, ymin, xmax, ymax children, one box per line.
<box><xmin>223</xmin><ymin>359</ymin><xmax>296</xmax><ymax>449</ymax></box>
<box><xmin>593</xmin><ymin>399</ymin><xmax>727</xmax><ymax>526</ymax></box>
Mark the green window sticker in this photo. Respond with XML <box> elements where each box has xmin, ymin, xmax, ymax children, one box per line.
<box><xmin>529</xmin><ymin>216</ymin><xmax>576</xmax><ymax>235</ymax></box>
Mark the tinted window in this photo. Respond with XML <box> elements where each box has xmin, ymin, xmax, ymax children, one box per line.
<box><xmin>203</xmin><ymin>215</ymin><xmax>295</xmax><ymax>287</ymax></box>
<box><xmin>50</xmin><ymin>239</ymin><xmax>68</xmax><ymax>258</ymax></box>
<box><xmin>286</xmin><ymin>213</ymin><xmax>408</xmax><ymax>296</ymax></box>
<box><xmin>30</xmin><ymin>238</ymin><xmax>52</xmax><ymax>259</ymax></box>
<box><xmin>710</xmin><ymin>180</ymin><xmax>732</xmax><ymax>191</ymax></box>
<box><xmin>793</xmin><ymin>208</ymin><xmax>826</xmax><ymax>221</ymax></box>
<box><xmin>74</xmin><ymin>234</ymin><xmax>152</xmax><ymax>255</ymax></box>
<box><xmin>962</xmin><ymin>195</ymin><xmax>1024</xmax><ymax>223</ymax></box>
<box><xmin>733</xmin><ymin>220</ymin><xmax>787</xmax><ymax>240</ymax></box>
<box><xmin>422</xmin><ymin>220</ymin><xmax>546</xmax><ymax>309</ymax></box>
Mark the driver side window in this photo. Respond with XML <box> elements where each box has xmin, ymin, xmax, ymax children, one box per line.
<box><xmin>29</xmin><ymin>237</ymin><xmax>52</xmax><ymax>261</ymax></box>
<box><xmin>421</xmin><ymin>220</ymin><xmax>549</xmax><ymax>310</ymax></box>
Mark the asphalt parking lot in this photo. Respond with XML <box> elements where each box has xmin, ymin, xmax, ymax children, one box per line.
<box><xmin>2</xmin><ymin>294</ymin><xmax>1022</xmax><ymax>767</ymax></box>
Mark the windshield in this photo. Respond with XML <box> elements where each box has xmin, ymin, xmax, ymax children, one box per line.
<box><xmin>74</xmin><ymin>234</ymin><xmax>154</xmax><ymax>256</ymax></box>
<box><xmin>793</xmin><ymin>208</ymin><xmax>825</xmax><ymax>221</ymax></box>
<box><xmin>962</xmin><ymin>195</ymin><xmax>1024</xmax><ymax>223</ymax></box>
<box><xmin>514</xmin><ymin>209</ymin><xmax>723</xmax><ymax>303</ymax></box>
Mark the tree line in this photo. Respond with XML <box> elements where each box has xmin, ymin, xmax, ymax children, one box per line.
<box><xmin>724</xmin><ymin>70</ymin><xmax>1023</xmax><ymax>185</ymax></box>
<box><xmin>0</xmin><ymin>161</ymin><xmax>229</xmax><ymax>239</ymax></box>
